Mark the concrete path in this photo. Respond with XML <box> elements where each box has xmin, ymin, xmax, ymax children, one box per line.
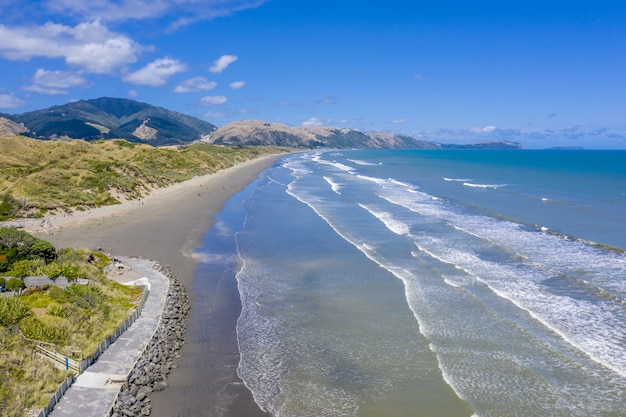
<box><xmin>48</xmin><ymin>258</ymin><xmax>169</xmax><ymax>417</ymax></box>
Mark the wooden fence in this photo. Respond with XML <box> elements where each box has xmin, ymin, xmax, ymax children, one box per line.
<box><xmin>34</xmin><ymin>285</ymin><xmax>149</xmax><ymax>417</ymax></box>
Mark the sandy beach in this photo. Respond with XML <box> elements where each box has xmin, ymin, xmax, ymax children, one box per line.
<box><xmin>9</xmin><ymin>155</ymin><xmax>281</xmax><ymax>417</ymax></box>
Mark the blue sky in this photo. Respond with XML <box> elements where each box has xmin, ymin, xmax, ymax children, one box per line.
<box><xmin>0</xmin><ymin>0</ymin><xmax>625</xmax><ymax>149</ymax></box>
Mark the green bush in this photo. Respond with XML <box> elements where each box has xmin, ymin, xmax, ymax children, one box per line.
<box><xmin>0</xmin><ymin>277</ymin><xmax>5</xmax><ymax>287</ymax></box>
<box><xmin>66</xmin><ymin>285</ymin><xmax>104</xmax><ymax>310</ymax></box>
<box><xmin>0</xmin><ymin>228</ymin><xmax>34</xmax><ymax>249</ymax></box>
<box><xmin>0</xmin><ymin>228</ymin><xmax>57</xmax><ymax>274</ymax></box>
<box><xmin>46</xmin><ymin>286</ymin><xmax>67</xmax><ymax>303</ymax></box>
<box><xmin>19</xmin><ymin>316</ymin><xmax>68</xmax><ymax>345</ymax></box>
<box><xmin>0</xmin><ymin>297</ymin><xmax>31</xmax><ymax>326</ymax></box>
<box><xmin>47</xmin><ymin>304</ymin><xmax>72</xmax><ymax>319</ymax></box>
<box><xmin>27</xmin><ymin>240</ymin><xmax>57</xmax><ymax>263</ymax></box>
<box><xmin>6</xmin><ymin>259</ymin><xmax>44</xmax><ymax>278</ymax></box>
<box><xmin>45</xmin><ymin>262</ymin><xmax>83</xmax><ymax>280</ymax></box>
<box><xmin>0</xmin><ymin>193</ymin><xmax>19</xmax><ymax>221</ymax></box>
<box><xmin>6</xmin><ymin>278</ymin><xmax>25</xmax><ymax>292</ymax></box>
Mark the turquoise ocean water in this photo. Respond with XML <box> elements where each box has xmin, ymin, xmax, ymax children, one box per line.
<box><xmin>200</xmin><ymin>150</ymin><xmax>626</xmax><ymax>417</ymax></box>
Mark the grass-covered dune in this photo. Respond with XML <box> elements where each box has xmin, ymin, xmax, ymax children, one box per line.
<box><xmin>0</xmin><ymin>136</ymin><xmax>287</xmax><ymax>220</ymax></box>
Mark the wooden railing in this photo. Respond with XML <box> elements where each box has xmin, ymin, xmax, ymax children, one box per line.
<box><xmin>35</xmin><ymin>345</ymin><xmax>80</xmax><ymax>373</ymax></box>
<box><xmin>33</xmin><ymin>284</ymin><xmax>150</xmax><ymax>417</ymax></box>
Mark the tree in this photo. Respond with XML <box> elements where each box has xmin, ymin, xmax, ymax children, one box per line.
<box><xmin>28</xmin><ymin>239</ymin><xmax>57</xmax><ymax>263</ymax></box>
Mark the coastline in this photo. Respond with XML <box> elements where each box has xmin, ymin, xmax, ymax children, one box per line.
<box><xmin>9</xmin><ymin>154</ymin><xmax>282</xmax><ymax>417</ymax></box>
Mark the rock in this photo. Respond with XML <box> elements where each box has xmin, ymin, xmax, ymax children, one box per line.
<box><xmin>153</xmin><ymin>380</ymin><xmax>168</xmax><ymax>391</ymax></box>
<box><xmin>111</xmin><ymin>261</ymin><xmax>189</xmax><ymax>417</ymax></box>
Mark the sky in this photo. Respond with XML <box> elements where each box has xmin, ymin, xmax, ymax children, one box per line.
<box><xmin>0</xmin><ymin>0</ymin><xmax>625</xmax><ymax>149</ymax></box>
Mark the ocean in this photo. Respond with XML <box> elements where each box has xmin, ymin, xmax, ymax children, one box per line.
<box><xmin>199</xmin><ymin>150</ymin><xmax>626</xmax><ymax>417</ymax></box>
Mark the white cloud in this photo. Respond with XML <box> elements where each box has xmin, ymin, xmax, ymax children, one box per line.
<box><xmin>43</xmin><ymin>0</ymin><xmax>269</xmax><ymax>27</ymax></box>
<box><xmin>123</xmin><ymin>57</ymin><xmax>186</xmax><ymax>86</ymax></box>
<box><xmin>391</xmin><ymin>118</ymin><xmax>408</xmax><ymax>124</ymax></box>
<box><xmin>209</xmin><ymin>55</ymin><xmax>237</xmax><ymax>73</ymax></box>
<box><xmin>0</xmin><ymin>93</ymin><xmax>25</xmax><ymax>108</ymax></box>
<box><xmin>174</xmin><ymin>76</ymin><xmax>217</xmax><ymax>93</ymax></box>
<box><xmin>229</xmin><ymin>80</ymin><xmax>245</xmax><ymax>89</ymax></box>
<box><xmin>46</xmin><ymin>0</ymin><xmax>170</xmax><ymax>22</ymax></box>
<box><xmin>317</xmin><ymin>96</ymin><xmax>338</xmax><ymax>105</ymax></box>
<box><xmin>0</xmin><ymin>21</ymin><xmax>143</xmax><ymax>74</ymax></box>
<box><xmin>201</xmin><ymin>95</ymin><xmax>227</xmax><ymax>105</ymax></box>
<box><xmin>128</xmin><ymin>89</ymin><xmax>138</xmax><ymax>98</ymax></box>
<box><xmin>302</xmin><ymin>117</ymin><xmax>323</xmax><ymax>127</ymax></box>
<box><xmin>205</xmin><ymin>111</ymin><xmax>226</xmax><ymax>119</ymax></box>
<box><xmin>24</xmin><ymin>68</ymin><xmax>89</xmax><ymax>95</ymax></box>
<box><xmin>470</xmin><ymin>125</ymin><xmax>497</xmax><ymax>133</ymax></box>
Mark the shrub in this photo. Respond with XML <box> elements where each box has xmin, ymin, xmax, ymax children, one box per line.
<box><xmin>6</xmin><ymin>259</ymin><xmax>44</xmax><ymax>278</ymax></box>
<box><xmin>0</xmin><ymin>277</ymin><xmax>5</xmax><ymax>287</ymax></box>
<box><xmin>0</xmin><ymin>227</ymin><xmax>35</xmax><ymax>249</ymax></box>
<box><xmin>66</xmin><ymin>285</ymin><xmax>104</xmax><ymax>309</ymax></box>
<box><xmin>6</xmin><ymin>278</ymin><xmax>25</xmax><ymax>292</ymax></box>
<box><xmin>28</xmin><ymin>240</ymin><xmax>57</xmax><ymax>264</ymax></box>
<box><xmin>0</xmin><ymin>297</ymin><xmax>31</xmax><ymax>326</ymax></box>
<box><xmin>47</xmin><ymin>305</ymin><xmax>72</xmax><ymax>319</ymax></box>
<box><xmin>45</xmin><ymin>262</ymin><xmax>82</xmax><ymax>280</ymax></box>
<box><xmin>46</xmin><ymin>286</ymin><xmax>67</xmax><ymax>303</ymax></box>
<box><xmin>0</xmin><ymin>193</ymin><xmax>19</xmax><ymax>221</ymax></box>
<box><xmin>19</xmin><ymin>316</ymin><xmax>68</xmax><ymax>345</ymax></box>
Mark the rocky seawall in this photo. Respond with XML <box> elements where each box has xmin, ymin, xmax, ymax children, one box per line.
<box><xmin>111</xmin><ymin>263</ymin><xmax>190</xmax><ymax>417</ymax></box>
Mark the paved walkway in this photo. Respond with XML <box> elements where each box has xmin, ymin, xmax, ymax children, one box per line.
<box><xmin>48</xmin><ymin>258</ymin><xmax>169</xmax><ymax>417</ymax></box>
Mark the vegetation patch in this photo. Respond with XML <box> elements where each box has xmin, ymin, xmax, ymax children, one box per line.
<box><xmin>0</xmin><ymin>227</ymin><xmax>143</xmax><ymax>416</ymax></box>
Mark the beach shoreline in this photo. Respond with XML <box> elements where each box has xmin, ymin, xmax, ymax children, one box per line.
<box><xmin>4</xmin><ymin>154</ymin><xmax>282</xmax><ymax>417</ymax></box>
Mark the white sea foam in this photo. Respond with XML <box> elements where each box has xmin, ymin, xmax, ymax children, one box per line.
<box><xmin>463</xmin><ymin>182</ymin><xmax>507</xmax><ymax>189</ymax></box>
<box><xmin>323</xmin><ymin>176</ymin><xmax>342</xmax><ymax>194</ymax></box>
<box><xmin>356</xmin><ymin>174</ymin><xmax>388</xmax><ymax>185</ymax></box>
<box><xmin>411</xmin><ymin>231</ymin><xmax>626</xmax><ymax>378</ymax></box>
<box><xmin>358</xmin><ymin>203</ymin><xmax>410</xmax><ymax>235</ymax></box>
<box><xmin>388</xmin><ymin>178</ymin><xmax>417</xmax><ymax>190</ymax></box>
<box><xmin>347</xmin><ymin>158</ymin><xmax>381</xmax><ymax>166</ymax></box>
<box><xmin>352</xmin><ymin>164</ymin><xmax>626</xmax><ymax>377</ymax></box>
<box><xmin>443</xmin><ymin>177</ymin><xmax>472</xmax><ymax>182</ymax></box>
<box><xmin>316</xmin><ymin>159</ymin><xmax>355</xmax><ymax>172</ymax></box>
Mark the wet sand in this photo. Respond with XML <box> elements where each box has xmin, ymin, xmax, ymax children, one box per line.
<box><xmin>14</xmin><ymin>155</ymin><xmax>281</xmax><ymax>417</ymax></box>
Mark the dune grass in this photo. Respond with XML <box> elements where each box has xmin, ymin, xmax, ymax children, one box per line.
<box><xmin>0</xmin><ymin>136</ymin><xmax>287</xmax><ymax>219</ymax></box>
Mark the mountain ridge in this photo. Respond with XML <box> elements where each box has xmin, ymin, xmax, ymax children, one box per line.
<box><xmin>2</xmin><ymin>97</ymin><xmax>217</xmax><ymax>146</ymax></box>
<box><xmin>202</xmin><ymin>119</ymin><xmax>522</xmax><ymax>149</ymax></box>
<box><xmin>1</xmin><ymin>98</ymin><xmax>522</xmax><ymax>149</ymax></box>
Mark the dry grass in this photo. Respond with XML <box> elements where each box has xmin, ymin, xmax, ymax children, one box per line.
<box><xmin>0</xmin><ymin>331</ymin><xmax>67</xmax><ymax>417</ymax></box>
